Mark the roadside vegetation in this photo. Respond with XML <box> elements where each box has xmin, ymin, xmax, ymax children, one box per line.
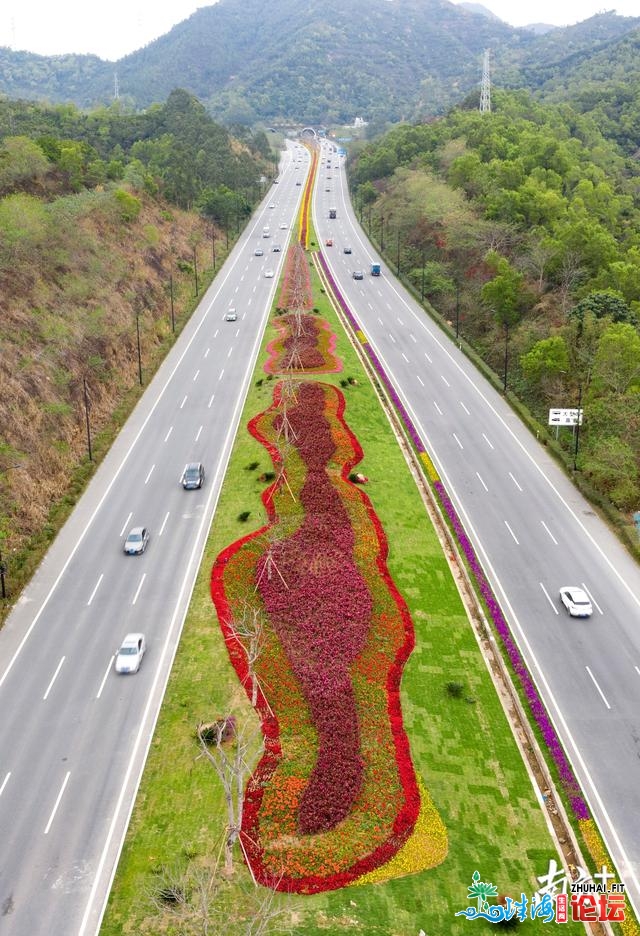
<box><xmin>0</xmin><ymin>91</ymin><xmax>272</xmax><ymax>617</ymax></box>
<box><xmin>348</xmin><ymin>90</ymin><xmax>640</xmax><ymax>542</ymax></box>
<box><xmin>101</xmin><ymin>258</ymin><xmax>583</xmax><ymax>935</ymax></box>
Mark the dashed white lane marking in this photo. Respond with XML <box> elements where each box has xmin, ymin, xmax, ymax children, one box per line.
<box><xmin>44</xmin><ymin>771</ymin><xmax>71</xmax><ymax>834</ymax></box>
<box><xmin>504</xmin><ymin>520</ymin><xmax>519</xmax><ymax>545</ymax></box>
<box><xmin>87</xmin><ymin>574</ymin><xmax>104</xmax><ymax>606</ymax></box>
<box><xmin>539</xmin><ymin>582</ymin><xmax>559</xmax><ymax>614</ymax></box>
<box><xmin>586</xmin><ymin>666</ymin><xmax>611</xmax><ymax>710</ymax></box>
<box><xmin>541</xmin><ymin>521</ymin><xmax>558</xmax><ymax>545</ymax></box>
<box><xmin>509</xmin><ymin>471</ymin><xmax>523</xmax><ymax>492</ymax></box>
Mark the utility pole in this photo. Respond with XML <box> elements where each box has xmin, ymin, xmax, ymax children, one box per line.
<box><xmin>169</xmin><ymin>273</ymin><xmax>175</xmax><ymax>332</ymax></box>
<box><xmin>135</xmin><ymin>310</ymin><xmax>142</xmax><ymax>385</ymax></box>
<box><xmin>573</xmin><ymin>385</ymin><xmax>583</xmax><ymax>471</ymax></box>
<box><xmin>480</xmin><ymin>49</ymin><xmax>491</xmax><ymax>114</ymax></box>
<box><xmin>503</xmin><ymin>321</ymin><xmax>509</xmax><ymax>393</ymax></box>
<box><xmin>193</xmin><ymin>245</ymin><xmax>199</xmax><ymax>296</ymax></box>
<box><xmin>83</xmin><ymin>377</ymin><xmax>93</xmax><ymax>462</ymax></box>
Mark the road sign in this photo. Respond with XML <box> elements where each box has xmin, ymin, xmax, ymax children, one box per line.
<box><xmin>548</xmin><ymin>408</ymin><xmax>583</xmax><ymax>427</ymax></box>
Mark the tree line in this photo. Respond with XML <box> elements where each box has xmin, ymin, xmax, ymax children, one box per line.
<box><xmin>349</xmin><ymin>89</ymin><xmax>640</xmax><ymax>512</ymax></box>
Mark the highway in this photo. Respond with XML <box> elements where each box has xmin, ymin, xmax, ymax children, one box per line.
<box><xmin>313</xmin><ymin>139</ymin><xmax>640</xmax><ymax>914</ymax></box>
<box><xmin>0</xmin><ymin>141</ymin><xmax>309</xmax><ymax>936</ymax></box>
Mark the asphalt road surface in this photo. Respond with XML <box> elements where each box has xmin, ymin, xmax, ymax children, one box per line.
<box><xmin>0</xmin><ymin>141</ymin><xmax>308</xmax><ymax>936</ymax></box>
<box><xmin>313</xmin><ymin>139</ymin><xmax>640</xmax><ymax>914</ymax></box>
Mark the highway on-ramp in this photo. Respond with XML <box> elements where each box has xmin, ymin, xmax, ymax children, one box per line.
<box><xmin>0</xmin><ymin>141</ymin><xmax>309</xmax><ymax>936</ymax></box>
<box><xmin>313</xmin><ymin>139</ymin><xmax>640</xmax><ymax>914</ymax></box>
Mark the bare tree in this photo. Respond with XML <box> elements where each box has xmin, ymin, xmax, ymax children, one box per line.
<box><xmin>149</xmin><ymin>837</ymin><xmax>295</xmax><ymax>936</ymax></box>
<box><xmin>225</xmin><ymin>603</ymin><xmax>272</xmax><ymax>707</ymax></box>
<box><xmin>196</xmin><ymin>718</ymin><xmax>259</xmax><ymax>875</ymax></box>
<box><xmin>558</xmin><ymin>251</ymin><xmax>585</xmax><ymax>314</ymax></box>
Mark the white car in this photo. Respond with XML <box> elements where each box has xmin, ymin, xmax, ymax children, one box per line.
<box><xmin>264</xmin><ymin>269</ymin><xmax>274</xmax><ymax>278</ymax></box>
<box><xmin>559</xmin><ymin>586</ymin><xmax>593</xmax><ymax>618</ymax></box>
<box><xmin>225</xmin><ymin>309</ymin><xmax>237</xmax><ymax>322</ymax></box>
<box><xmin>268</xmin><ymin>203</ymin><xmax>276</xmax><ymax>209</ymax></box>
<box><xmin>123</xmin><ymin>526</ymin><xmax>149</xmax><ymax>555</ymax></box>
<box><xmin>279</xmin><ymin>223</ymin><xmax>288</xmax><ymax>229</ymax></box>
<box><xmin>115</xmin><ymin>633</ymin><xmax>146</xmax><ymax>674</ymax></box>
<box><xmin>254</xmin><ymin>247</ymin><xmax>264</xmax><ymax>256</ymax></box>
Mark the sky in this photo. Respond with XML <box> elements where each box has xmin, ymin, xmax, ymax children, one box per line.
<box><xmin>0</xmin><ymin>0</ymin><xmax>638</xmax><ymax>61</ymax></box>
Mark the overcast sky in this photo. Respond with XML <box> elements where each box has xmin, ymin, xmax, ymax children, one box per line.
<box><xmin>0</xmin><ymin>1</ymin><xmax>637</xmax><ymax>61</ymax></box>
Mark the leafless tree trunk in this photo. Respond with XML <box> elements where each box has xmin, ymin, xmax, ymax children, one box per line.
<box><xmin>196</xmin><ymin>718</ymin><xmax>257</xmax><ymax>875</ymax></box>
<box><xmin>148</xmin><ymin>839</ymin><xmax>294</xmax><ymax>935</ymax></box>
<box><xmin>558</xmin><ymin>251</ymin><xmax>585</xmax><ymax>314</ymax></box>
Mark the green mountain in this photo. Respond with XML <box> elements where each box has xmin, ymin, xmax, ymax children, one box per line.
<box><xmin>0</xmin><ymin>0</ymin><xmax>638</xmax><ymax>128</ymax></box>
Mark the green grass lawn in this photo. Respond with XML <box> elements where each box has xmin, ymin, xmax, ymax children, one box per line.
<box><xmin>101</xmin><ymin>261</ymin><xmax>581</xmax><ymax>935</ymax></box>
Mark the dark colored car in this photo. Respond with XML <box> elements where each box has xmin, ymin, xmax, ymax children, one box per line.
<box><xmin>181</xmin><ymin>462</ymin><xmax>205</xmax><ymax>489</ymax></box>
<box><xmin>352</xmin><ymin>270</ymin><xmax>364</xmax><ymax>280</ymax></box>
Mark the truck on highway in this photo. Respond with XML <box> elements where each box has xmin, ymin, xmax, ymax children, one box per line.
<box><xmin>329</xmin><ymin>208</ymin><xmax>337</xmax><ymax>219</ymax></box>
<box><xmin>371</xmin><ymin>262</ymin><xmax>381</xmax><ymax>276</ymax></box>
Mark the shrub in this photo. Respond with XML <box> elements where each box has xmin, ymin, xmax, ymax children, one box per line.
<box><xmin>446</xmin><ymin>681</ymin><xmax>465</xmax><ymax>698</ymax></box>
<box><xmin>238</xmin><ymin>511</ymin><xmax>251</xmax><ymax>522</ymax></box>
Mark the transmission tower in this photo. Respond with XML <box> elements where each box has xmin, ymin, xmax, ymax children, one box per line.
<box><xmin>480</xmin><ymin>49</ymin><xmax>491</xmax><ymax>114</ymax></box>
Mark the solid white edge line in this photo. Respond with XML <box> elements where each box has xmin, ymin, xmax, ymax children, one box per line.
<box><xmin>585</xmin><ymin>666</ymin><xmax>611</xmax><ymax>710</ymax></box>
<box><xmin>43</xmin><ymin>656</ymin><xmax>65</xmax><ymax>701</ymax></box>
<box><xmin>96</xmin><ymin>658</ymin><xmax>113</xmax><ymax>700</ymax></box>
<box><xmin>539</xmin><ymin>582</ymin><xmax>559</xmax><ymax>614</ymax></box>
<box><xmin>87</xmin><ymin>573</ymin><xmax>104</xmax><ymax>607</ymax></box>
<box><xmin>44</xmin><ymin>770</ymin><xmax>70</xmax><ymax>834</ymax></box>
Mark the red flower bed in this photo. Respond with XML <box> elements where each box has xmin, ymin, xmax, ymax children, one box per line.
<box><xmin>277</xmin><ymin>242</ymin><xmax>314</xmax><ymax>312</ymax></box>
<box><xmin>211</xmin><ymin>376</ymin><xmax>428</xmax><ymax>891</ymax></box>
<box><xmin>264</xmin><ymin>312</ymin><xmax>341</xmax><ymax>374</ymax></box>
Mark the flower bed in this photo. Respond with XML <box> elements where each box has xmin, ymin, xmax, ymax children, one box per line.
<box><xmin>211</xmin><ymin>376</ymin><xmax>447</xmax><ymax>891</ymax></box>
<box><xmin>298</xmin><ymin>146</ymin><xmax>317</xmax><ymax>248</ymax></box>
<box><xmin>316</xmin><ymin>250</ymin><xmax>591</xmax><ymax>823</ymax></box>
<box><xmin>264</xmin><ymin>311</ymin><xmax>341</xmax><ymax>373</ymax></box>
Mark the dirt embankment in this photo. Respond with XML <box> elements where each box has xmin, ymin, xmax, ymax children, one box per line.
<box><xmin>0</xmin><ymin>186</ymin><xmax>212</xmax><ymax>562</ymax></box>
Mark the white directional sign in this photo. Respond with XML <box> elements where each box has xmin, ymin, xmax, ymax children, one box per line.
<box><xmin>548</xmin><ymin>408</ymin><xmax>583</xmax><ymax>427</ymax></box>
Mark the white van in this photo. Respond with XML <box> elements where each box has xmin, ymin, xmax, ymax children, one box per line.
<box><xmin>262</xmin><ymin>226</ymin><xmax>270</xmax><ymax>238</ymax></box>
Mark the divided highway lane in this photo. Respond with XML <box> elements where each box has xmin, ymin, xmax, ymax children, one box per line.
<box><xmin>313</xmin><ymin>141</ymin><xmax>640</xmax><ymax>910</ymax></box>
<box><xmin>0</xmin><ymin>140</ymin><xmax>309</xmax><ymax>936</ymax></box>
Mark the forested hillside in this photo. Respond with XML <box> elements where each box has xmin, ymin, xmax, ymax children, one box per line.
<box><xmin>0</xmin><ymin>1</ymin><xmax>639</xmax><ymax>130</ymax></box>
<box><xmin>0</xmin><ymin>91</ymin><xmax>270</xmax><ymax>585</ymax></box>
<box><xmin>349</xmin><ymin>90</ymin><xmax>640</xmax><ymax>514</ymax></box>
